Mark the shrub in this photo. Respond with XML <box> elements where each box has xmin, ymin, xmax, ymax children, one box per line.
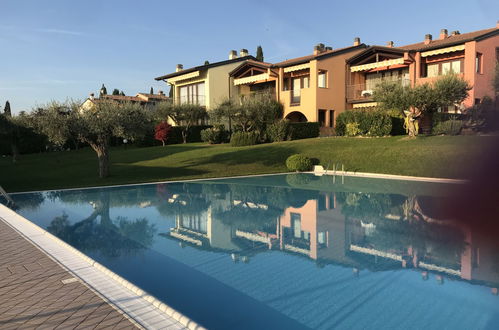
<box><xmin>288</xmin><ymin>122</ymin><xmax>320</xmax><ymax>140</ymax></box>
<box><xmin>336</xmin><ymin>110</ymin><xmax>392</xmax><ymax>137</ymax></box>
<box><xmin>266</xmin><ymin>120</ymin><xmax>289</xmax><ymax>142</ymax></box>
<box><xmin>230</xmin><ymin>131</ymin><xmax>259</xmax><ymax>147</ymax></box>
<box><xmin>201</xmin><ymin>125</ymin><xmax>229</xmax><ymax>144</ymax></box>
<box><xmin>432</xmin><ymin>120</ymin><xmax>463</xmax><ymax>135</ymax></box>
<box><xmin>286</xmin><ymin>154</ymin><xmax>313</xmax><ymax>172</ymax></box>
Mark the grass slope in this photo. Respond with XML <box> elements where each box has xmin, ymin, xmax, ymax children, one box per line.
<box><xmin>0</xmin><ymin>135</ymin><xmax>490</xmax><ymax>192</ymax></box>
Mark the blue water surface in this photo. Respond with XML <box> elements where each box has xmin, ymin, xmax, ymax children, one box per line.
<box><xmin>8</xmin><ymin>174</ymin><xmax>499</xmax><ymax>330</ymax></box>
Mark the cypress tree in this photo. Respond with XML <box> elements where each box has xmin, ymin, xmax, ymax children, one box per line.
<box><xmin>150</xmin><ymin>87</ymin><xmax>154</xmax><ymax>94</ymax></box>
<box><xmin>112</xmin><ymin>88</ymin><xmax>120</xmax><ymax>95</ymax></box>
<box><xmin>100</xmin><ymin>84</ymin><xmax>107</xmax><ymax>97</ymax></box>
<box><xmin>256</xmin><ymin>46</ymin><xmax>264</xmax><ymax>62</ymax></box>
<box><xmin>204</xmin><ymin>60</ymin><xmax>209</xmax><ymax>65</ymax></box>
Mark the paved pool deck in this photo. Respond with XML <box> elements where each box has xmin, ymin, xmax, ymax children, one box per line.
<box><xmin>0</xmin><ymin>206</ymin><xmax>197</xmax><ymax>330</ymax></box>
<box><xmin>0</xmin><ymin>218</ymin><xmax>139</xmax><ymax>329</ymax></box>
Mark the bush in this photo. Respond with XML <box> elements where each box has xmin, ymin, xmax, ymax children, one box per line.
<box><xmin>201</xmin><ymin>126</ymin><xmax>229</xmax><ymax>144</ymax></box>
<box><xmin>345</xmin><ymin>122</ymin><xmax>361</xmax><ymax>137</ymax></box>
<box><xmin>336</xmin><ymin>110</ymin><xmax>392</xmax><ymax>137</ymax></box>
<box><xmin>432</xmin><ymin>120</ymin><xmax>463</xmax><ymax>135</ymax></box>
<box><xmin>288</xmin><ymin>122</ymin><xmax>320</xmax><ymax>140</ymax></box>
<box><xmin>230</xmin><ymin>131</ymin><xmax>259</xmax><ymax>147</ymax></box>
<box><xmin>266</xmin><ymin>120</ymin><xmax>289</xmax><ymax>142</ymax></box>
<box><xmin>168</xmin><ymin>125</ymin><xmax>212</xmax><ymax>144</ymax></box>
<box><xmin>390</xmin><ymin>116</ymin><xmax>405</xmax><ymax>136</ymax></box>
<box><xmin>286</xmin><ymin>154</ymin><xmax>313</xmax><ymax>172</ymax></box>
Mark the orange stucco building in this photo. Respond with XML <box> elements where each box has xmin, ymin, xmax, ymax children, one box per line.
<box><xmin>347</xmin><ymin>23</ymin><xmax>499</xmax><ymax>111</ymax></box>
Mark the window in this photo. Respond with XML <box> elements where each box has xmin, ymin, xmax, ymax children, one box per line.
<box><xmin>318</xmin><ymin>232</ymin><xmax>326</xmax><ymax>245</ymax></box>
<box><xmin>303</xmin><ymin>76</ymin><xmax>310</xmax><ymax>88</ymax></box>
<box><xmin>476</xmin><ymin>53</ymin><xmax>483</xmax><ymax>74</ymax></box>
<box><xmin>329</xmin><ymin>110</ymin><xmax>335</xmax><ymax>128</ymax></box>
<box><xmin>318</xmin><ymin>71</ymin><xmax>327</xmax><ymax>88</ymax></box>
<box><xmin>291</xmin><ymin>213</ymin><xmax>301</xmax><ymax>238</ymax></box>
<box><xmin>318</xmin><ymin>110</ymin><xmax>326</xmax><ymax>127</ymax></box>
<box><xmin>292</xmin><ymin>78</ymin><xmax>301</xmax><ymax>104</ymax></box>
<box><xmin>425</xmin><ymin>59</ymin><xmax>463</xmax><ymax>77</ymax></box>
<box><xmin>178</xmin><ymin>82</ymin><xmax>205</xmax><ymax>105</ymax></box>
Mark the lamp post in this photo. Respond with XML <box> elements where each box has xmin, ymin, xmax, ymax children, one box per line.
<box><xmin>123</xmin><ymin>138</ymin><xmax>128</xmax><ymax>149</ymax></box>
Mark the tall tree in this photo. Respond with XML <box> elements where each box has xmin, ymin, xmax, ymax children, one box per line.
<box><xmin>112</xmin><ymin>88</ymin><xmax>120</xmax><ymax>95</ymax></box>
<box><xmin>2</xmin><ymin>101</ymin><xmax>20</xmax><ymax>162</ymax></box>
<box><xmin>256</xmin><ymin>45</ymin><xmax>264</xmax><ymax>62</ymax></box>
<box><xmin>155</xmin><ymin>102</ymin><xmax>207</xmax><ymax>144</ymax></box>
<box><xmin>150</xmin><ymin>87</ymin><xmax>154</xmax><ymax>94</ymax></box>
<box><xmin>36</xmin><ymin>100</ymin><xmax>152</xmax><ymax>178</ymax></box>
<box><xmin>120</xmin><ymin>90</ymin><xmax>125</xmax><ymax>96</ymax></box>
<box><xmin>100</xmin><ymin>84</ymin><xmax>107</xmax><ymax>97</ymax></box>
<box><xmin>204</xmin><ymin>60</ymin><xmax>210</xmax><ymax>65</ymax></box>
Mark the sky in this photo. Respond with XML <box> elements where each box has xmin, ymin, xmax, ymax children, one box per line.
<box><xmin>0</xmin><ymin>0</ymin><xmax>498</xmax><ymax>113</ymax></box>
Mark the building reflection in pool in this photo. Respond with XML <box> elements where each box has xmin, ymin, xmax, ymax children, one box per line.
<box><xmin>159</xmin><ymin>178</ymin><xmax>499</xmax><ymax>295</ymax></box>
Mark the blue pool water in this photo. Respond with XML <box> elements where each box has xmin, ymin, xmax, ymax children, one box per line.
<box><xmin>6</xmin><ymin>174</ymin><xmax>499</xmax><ymax>329</ymax></box>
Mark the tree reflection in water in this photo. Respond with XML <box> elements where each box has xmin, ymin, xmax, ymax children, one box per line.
<box><xmin>47</xmin><ymin>190</ymin><xmax>156</xmax><ymax>257</ymax></box>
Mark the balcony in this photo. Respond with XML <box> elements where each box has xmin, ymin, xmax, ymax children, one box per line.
<box><xmin>347</xmin><ymin>78</ymin><xmax>410</xmax><ymax>103</ymax></box>
<box><xmin>177</xmin><ymin>95</ymin><xmax>206</xmax><ymax>106</ymax></box>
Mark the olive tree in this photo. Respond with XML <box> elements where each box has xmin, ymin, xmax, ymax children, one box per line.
<box><xmin>0</xmin><ymin>101</ymin><xmax>20</xmax><ymax>162</ymax></box>
<box><xmin>211</xmin><ymin>93</ymin><xmax>283</xmax><ymax>134</ymax></box>
<box><xmin>374</xmin><ymin>74</ymin><xmax>470</xmax><ymax>136</ymax></box>
<box><xmin>35</xmin><ymin>100</ymin><xmax>152</xmax><ymax>178</ymax></box>
<box><xmin>155</xmin><ymin>102</ymin><xmax>207</xmax><ymax>144</ymax></box>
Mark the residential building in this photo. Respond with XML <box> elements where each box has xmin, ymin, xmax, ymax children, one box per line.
<box><xmin>80</xmin><ymin>91</ymin><xmax>169</xmax><ymax>111</ymax></box>
<box><xmin>346</xmin><ymin>22</ymin><xmax>499</xmax><ymax>111</ymax></box>
<box><xmin>154</xmin><ymin>50</ymin><xmax>256</xmax><ymax>110</ymax></box>
<box><xmin>230</xmin><ymin>41</ymin><xmax>367</xmax><ymax>128</ymax></box>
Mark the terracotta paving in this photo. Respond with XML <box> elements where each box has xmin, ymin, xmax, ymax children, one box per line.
<box><xmin>0</xmin><ymin>219</ymin><xmax>139</xmax><ymax>329</ymax></box>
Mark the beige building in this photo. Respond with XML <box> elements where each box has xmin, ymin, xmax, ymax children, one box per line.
<box><xmin>80</xmin><ymin>91</ymin><xmax>169</xmax><ymax>111</ymax></box>
<box><xmin>154</xmin><ymin>50</ymin><xmax>256</xmax><ymax>110</ymax></box>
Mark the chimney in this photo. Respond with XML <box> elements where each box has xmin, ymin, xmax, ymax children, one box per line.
<box><xmin>313</xmin><ymin>43</ymin><xmax>326</xmax><ymax>55</ymax></box>
<box><xmin>353</xmin><ymin>37</ymin><xmax>361</xmax><ymax>46</ymax></box>
<box><xmin>439</xmin><ymin>29</ymin><xmax>448</xmax><ymax>40</ymax></box>
<box><xmin>451</xmin><ymin>30</ymin><xmax>460</xmax><ymax>36</ymax></box>
<box><xmin>424</xmin><ymin>34</ymin><xmax>432</xmax><ymax>45</ymax></box>
<box><xmin>239</xmin><ymin>49</ymin><xmax>248</xmax><ymax>57</ymax></box>
<box><xmin>386</xmin><ymin>41</ymin><xmax>394</xmax><ymax>48</ymax></box>
<box><xmin>159</xmin><ymin>90</ymin><xmax>164</xmax><ymax>96</ymax></box>
<box><xmin>89</xmin><ymin>93</ymin><xmax>94</xmax><ymax>100</ymax></box>
<box><xmin>176</xmin><ymin>64</ymin><xmax>183</xmax><ymax>72</ymax></box>
<box><xmin>229</xmin><ymin>50</ymin><xmax>238</xmax><ymax>60</ymax></box>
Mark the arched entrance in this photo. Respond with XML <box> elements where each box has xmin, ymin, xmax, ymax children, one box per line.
<box><xmin>285</xmin><ymin>111</ymin><xmax>308</xmax><ymax>123</ymax></box>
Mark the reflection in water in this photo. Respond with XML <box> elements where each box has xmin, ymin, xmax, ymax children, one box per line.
<box><xmin>46</xmin><ymin>190</ymin><xmax>156</xmax><ymax>257</ymax></box>
<box><xmin>158</xmin><ymin>177</ymin><xmax>499</xmax><ymax>294</ymax></box>
<box><xmin>8</xmin><ymin>174</ymin><xmax>499</xmax><ymax>329</ymax></box>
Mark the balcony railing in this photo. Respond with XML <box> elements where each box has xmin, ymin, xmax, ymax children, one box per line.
<box><xmin>347</xmin><ymin>78</ymin><xmax>410</xmax><ymax>102</ymax></box>
<box><xmin>177</xmin><ymin>95</ymin><xmax>206</xmax><ymax>106</ymax></box>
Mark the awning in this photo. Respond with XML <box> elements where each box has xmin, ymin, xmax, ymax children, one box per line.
<box><xmin>234</xmin><ymin>73</ymin><xmax>270</xmax><ymax>86</ymax></box>
<box><xmin>353</xmin><ymin>102</ymin><xmax>378</xmax><ymax>108</ymax></box>
<box><xmin>284</xmin><ymin>63</ymin><xmax>310</xmax><ymax>73</ymax></box>
<box><xmin>167</xmin><ymin>71</ymin><xmax>200</xmax><ymax>83</ymax></box>
<box><xmin>421</xmin><ymin>44</ymin><xmax>465</xmax><ymax>58</ymax></box>
<box><xmin>350</xmin><ymin>58</ymin><xmax>405</xmax><ymax>72</ymax></box>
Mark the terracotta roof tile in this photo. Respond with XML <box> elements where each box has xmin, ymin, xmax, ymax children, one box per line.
<box><xmin>274</xmin><ymin>45</ymin><xmax>365</xmax><ymax>67</ymax></box>
<box><xmin>399</xmin><ymin>27</ymin><xmax>498</xmax><ymax>51</ymax></box>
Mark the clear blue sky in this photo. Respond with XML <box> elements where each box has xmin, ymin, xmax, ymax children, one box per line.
<box><xmin>1</xmin><ymin>0</ymin><xmax>497</xmax><ymax>113</ymax></box>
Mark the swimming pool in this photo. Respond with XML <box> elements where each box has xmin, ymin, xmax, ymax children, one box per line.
<box><xmin>6</xmin><ymin>174</ymin><xmax>499</xmax><ymax>329</ymax></box>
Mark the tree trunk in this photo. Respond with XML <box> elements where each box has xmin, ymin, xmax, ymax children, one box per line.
<box><xmin>91</xmin><ymin>143</ymin><xmax>110</xmax><ymax>178</ymax></box>
<box><xmin>11</xmin><ymin>143</ymin><xmax>19</xmax><ymax>163</ymax></box>
<box><xmin>162</xmin><ymin>140</ymin><xmax>165</xmax><ymax>147</ymax></box>
<box><xmin>182</xmin><ymin>129</ymin><xmax>188</xmax><ymax>144</ymax></box>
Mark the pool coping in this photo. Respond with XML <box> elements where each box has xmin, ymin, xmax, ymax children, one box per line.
<box><xmin>311</xmin><ymin>166</ymin><xmax>466</xmax><ymax>184</ymax></box>
<box><xmin>0</xmin><ymin>204</ymin><xmax>206</xmax><ymax>330</ymax></box>
<box><xmin>6</xmin><ymin>170</ymin><xmax>465</xmax><ymax>195</ymax></box>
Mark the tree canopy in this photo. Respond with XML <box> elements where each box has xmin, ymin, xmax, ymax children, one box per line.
<box><xmin>155</xmin><ymin>102</ymin><xmax>207</xmax><ymax>143</ymax></box>
<box><xmin>256</xmin><ymin>46</ymin><xmax>264</xmax><ymax>62</ymax></box>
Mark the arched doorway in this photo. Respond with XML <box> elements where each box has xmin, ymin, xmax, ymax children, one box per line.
<box><xmin>285</xmin><ymin>111</ymin><xmax>308</xmax><ymax>123</ymax></box>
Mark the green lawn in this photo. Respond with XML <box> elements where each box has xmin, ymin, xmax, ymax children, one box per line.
<box><xmin>0</xmin><ymin>135</ymin><xmax>491</xmax><ymax>192</ymax></box>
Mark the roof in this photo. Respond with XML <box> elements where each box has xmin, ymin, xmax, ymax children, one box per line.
<box><xmin>228</xmin><ymin>59</ymin><xmax>273</xmax><ymax>76</ymax></box>
<box><xmin>101</xmin><ymin>95</ymin><xmax>144</xmax><ymax>102</ymax></box>
<box><xmin>136</xmin><ymin>93</ymin><xmax>169</xmax><ymax>100</ymax></box>
<box><xmin>346</xmin><ymin>45</ymin><xmax>406</xmax><ymax>64</ymax></box>
<box><xmin>273</xmin><ymin>44</ymin><xmax>367</xmax><ymax>67</ymax></box>
<box><xmin>399</xmin><ymin>27</ymin><xmax>499</xmax><ymax>51</ymax></box>
<box><xmin>154</xmin><ymin>55</ymin><xmax>257</xmax><ymax>81</ymax></box>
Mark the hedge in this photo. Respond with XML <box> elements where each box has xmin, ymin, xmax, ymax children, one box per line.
<box><xmin>230</xmin><ymin>131</ymin><xmax>260</xmax><ymax>146</ymax></box>
<box><xmin>336</xmin><ymin>110</ymin><xmax>393</xmax><ymax>136</ymax></box>
<box><xmin>287</xmin><ymin>122</ymin><xmax>320</xmax><ymax>140</ymax></box>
